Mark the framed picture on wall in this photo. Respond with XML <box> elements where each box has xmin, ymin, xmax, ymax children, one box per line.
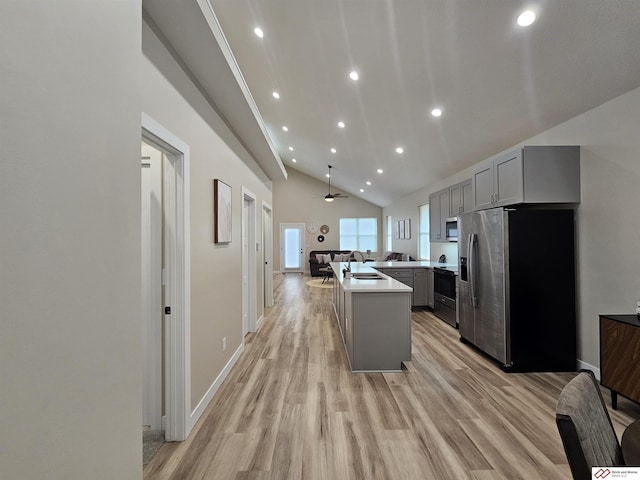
<box><xmin>404</xmin><ymin>219</ymin><xmax>411</xmax><ymax>240</ymax></box>
<box><xmin>399</xmin><ymin>220</ymin><xmax>405</xmax><ymax>239</ymax></box>
<box><xmin>214</xmin><ymin>179</ymin><xmax>232</xmax><ymax>243</ymax></box>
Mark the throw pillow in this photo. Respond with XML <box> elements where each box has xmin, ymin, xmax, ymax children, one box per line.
<box><xmin>334</xmin><ymin>253</ymin><xmax>348</xmax><ymax>262</ymax></box>
<box><xmin>316</xmin><ymin>253</ymin><xmax>332</xmax><ymax>264</ymax></box>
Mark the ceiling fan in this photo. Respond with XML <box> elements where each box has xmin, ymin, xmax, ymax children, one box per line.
<box><xmin>317</xmin><ymin>165</ymin><xmax>349</xmax><ymax>202</ymax></box>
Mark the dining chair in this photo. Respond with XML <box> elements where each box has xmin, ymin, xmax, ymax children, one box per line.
<box><xmin>556</xmin><ymin>369</ymin><xmax>624</xmax><ymax>480</ymax></box>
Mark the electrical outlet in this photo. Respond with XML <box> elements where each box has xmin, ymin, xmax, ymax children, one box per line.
<box><xmin>222</xmin><ymin>337</ymin><xmax>227</xmax><ymax>351</ymax></box>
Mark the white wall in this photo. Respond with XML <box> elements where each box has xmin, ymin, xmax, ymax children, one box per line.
<box><xmin>141</xmin><ymin>21</ymin><xmax>273</xmax><ymax>411</ymax></box>
<box><xmin>0</xmin><ymin>2</ymin><xmax>142</xmax><ymax>479</ymax></box>
<box><xmin>384</xmin><ymin>86</ymin><xmax>640</xmax><ymax>368</ymax></box>
<box><xmin>272</xmin><ymin>168</ymin><xmax>382</xmax><ymax>272</ymax></box>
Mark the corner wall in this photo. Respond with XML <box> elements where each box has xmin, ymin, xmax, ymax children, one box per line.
<box><xmin>0</xmin><ymin>2</ymin><xmax>142</xmax><ymax>479</ymax></box>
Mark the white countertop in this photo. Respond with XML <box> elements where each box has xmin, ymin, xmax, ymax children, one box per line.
<box><xmin>367</xmin><ymin>260</ymin><xmax>458</xmax><ymax>270</ymax></box>
<box><xmin>330</xmin><ymin>262</ymin><xmax>413</xmax><ymax>293</ymax></box>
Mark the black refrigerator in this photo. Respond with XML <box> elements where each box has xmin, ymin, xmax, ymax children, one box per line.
<box><xmin>458</xmin><ymin>207</ymin><xmax>576</xmax><ymax>371</ymax></box>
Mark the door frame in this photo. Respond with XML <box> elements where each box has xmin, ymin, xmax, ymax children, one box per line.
<box><xmin>142</xmin><ymin>113</ymin><xmax>191</xmax><ymax>441</ymax></box>
<box><xmin>262</xmin><ymin>201</ymin><xmax>273</xmax><ymax>308</ymax></box>
<box><xmin>242</xmin><ymin>187</ymin><xmax>257</xmax><ymax>334</ymax></box>
<box><xmin>280</xmin><ymin>223</ymin><xmax>305</xmax><ymax>274</ymax></box>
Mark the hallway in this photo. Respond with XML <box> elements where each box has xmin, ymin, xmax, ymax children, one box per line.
<box><xmin>144</xmin><ymin>274</ymin><xmax>638</xmax><ymax>480</ymax></box>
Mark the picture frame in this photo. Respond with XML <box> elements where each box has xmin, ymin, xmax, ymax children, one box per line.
<box><xmin>404</xmin><ymin>219</ymin><xmax>411</xmax><ymax>240</ymax></box>
<box><xmin>214</xmin><ymin>179</ymin><xmax>232</xmax><ymax>243</ymax></box>
<box><xmin>399</xmin><ymin>220</ymin><xmax>405</xmax><ymax>240</ymax></box>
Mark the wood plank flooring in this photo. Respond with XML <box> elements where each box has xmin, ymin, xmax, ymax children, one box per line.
<box><xmin>144</xmin><ymin>273</ymin><xmax>640</xmax><ymax>480</ymax></box>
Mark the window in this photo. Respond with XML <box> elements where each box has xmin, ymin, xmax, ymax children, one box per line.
<box><xmin>339</xmin><ymin>217</ymin><xmax>378</xmax><ymax>252</ymax></box>
<box><xmin>386</xmin><ymin>215</ymin><xmax>392</xmax><ymax>251</ymax></box>
<box><xmin>419</xmin><ymin>204</ymin><xmax>430</xmax><ymax>259</ymax></box>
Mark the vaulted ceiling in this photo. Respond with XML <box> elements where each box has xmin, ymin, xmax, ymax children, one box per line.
<box><xmin>145</xmin><ymin>0</ymin><xmax>640</xmax><ymax>206</ymax></box>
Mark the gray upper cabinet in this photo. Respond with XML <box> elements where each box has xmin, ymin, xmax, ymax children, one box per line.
<box><xmin>449</xmin><ymin>179</ymin><xmax>473</xmax><ymax>215</ymax></box>
<box><xmin>472</xmin><ymin>146</ymin><xmax>580</xmax><ymax>211</ymax></box>
<box><xmin>429</xmin><ymin>188</ymin><xmax>450</xmax><ymax>242</ymax></box>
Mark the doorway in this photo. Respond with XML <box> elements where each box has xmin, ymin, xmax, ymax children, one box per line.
<box><xmin>262</xmin><ymin>202</ymin><xmax>273</xmax><ymax>308</ymax></box>
<box><xmin>280</xmin><ymin>223</ymin><xmax>305</xmax><ymax>274</ymax></box>
<box><xmin>242</xmin><ymin>188</ymin><xmax>257</xmax><ymax>335</ymax></box>
<box><xmin>142</xmin><ymin>113</ymin><xmax>190</xmax><ymax>443</ymax></box>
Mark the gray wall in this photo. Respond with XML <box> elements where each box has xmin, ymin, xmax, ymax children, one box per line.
<box><xmin>383</xmin><ymin>86</ymin><xmax>640</xmax><ymax>369</ymax></box>
<box><xmin>273</xmin><ymin>168</ymin><xmax>382</xmax><ymax>272</ymax></box>
<box><xmin>141</xmin><ymin>22</ymin><xmax>273</xmax><ymax>411</ymax></box>
<box><xmin>1</xmin><ymin>2</ymin><xmax>142</xmax><ymax>479</ymax></box>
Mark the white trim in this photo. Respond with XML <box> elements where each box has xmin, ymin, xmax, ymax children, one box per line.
<box><xmin>256</xmin><ymin>315</ymin><xmax>264</xmax><ymax>330</ymax></box>
<box><xmin>577</xmin><ymin>359</ymin><xmax>600</xmax><ymax>380</ymax></box>
<box><xmin>262</xmin><ymin>201</ymin><xmax>274</xmax><ymax>308</ymax></box>
<box><xmin>142</xmin><ymin>113</ymin><xmax>191</xmax><ymax>441</ymax></box>
<box><xmin>242</xmin><ymin>187</ymin><xmax>257</xmax><ymax>333</ymax></box>
<box><xmin>189</xmin><ymin>343</ymin><xmax>245</xmax><ymax>428</ymax></box>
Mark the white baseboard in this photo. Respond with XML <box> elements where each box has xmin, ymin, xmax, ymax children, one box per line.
<box><xmin>577</xmin><ymin>359</ymin><xmax>600</xmax><ymax>380</ymax></box>
<box><xmin>256</xmin><ymin>315</ymin><xmax>264</xmax><ymax>330</ymax></box>
<box><xmin>189</xmin><ymin>343</ymin><xmax>244</xmax><ymax>429</ymax></box>
<box><xmin>274</xmin><ymin>269</ymin><xmax>281</xmax><ymax>274</ymax></box>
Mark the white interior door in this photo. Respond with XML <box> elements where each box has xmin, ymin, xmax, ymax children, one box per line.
<box><xmin>242</xmin><ymin>189</ymin><xmax>257</xmax><ymax>333</ymax></box>
<box><xmin>262</xmin><ymin>203</ymin><xmax>273</xmax><ymax>307</ymax></box>
<box><xmin>242</xmin><ymin>198</ymin><xmax>250</xmax><ymax>336</ymax></box>
<box><xmin>141</xmin><ymin>143</ymin><xmax>163</xmax><ymax>432</ymax></box>
<box><xmin>280</xmin><ymin>223</ymin><xmax>305</xmax><ymax>274</ymax></box>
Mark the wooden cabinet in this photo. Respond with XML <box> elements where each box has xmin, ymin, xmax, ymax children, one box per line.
<box><xmin>471</xmin><ymin>146</ymin><xmax>580</xmax><ymax>211</ymax></box>
<box><xmin>449</xmin><ymin>179</ymin><xmax>472</xmax><ymax>215</ymax></box>
<box><xmin>429</xmin><ymin>188</ymin><xmax>451</xmax><ymax>242</ymax></box>
<box><xmin>600</xmin><ymin>315</ymin><xmax>640</xmax><ymax>409</ymax></box>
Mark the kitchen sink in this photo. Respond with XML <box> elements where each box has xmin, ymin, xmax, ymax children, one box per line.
<box><xmin>351</xmin><ymin>273</ymin><xmax>384</xmax><ymax>280</ymax></box>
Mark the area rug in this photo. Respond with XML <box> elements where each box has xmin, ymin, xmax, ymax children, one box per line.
<box><xmin>306</xmin><ymin>278</ymin><xmax>333</xmax><ymax>289</ymax></box>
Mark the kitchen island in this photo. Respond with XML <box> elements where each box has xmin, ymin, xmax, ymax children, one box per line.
<box><xmin>330</xmin><ymin>262</ymin><xmax>413</xmax><ymax>372</ymax></box>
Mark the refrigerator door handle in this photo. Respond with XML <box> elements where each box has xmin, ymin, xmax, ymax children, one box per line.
<box><xmin>469</xmin><ymin>233</ymin><xmax>478</xmax><ymax>307</ymax></box>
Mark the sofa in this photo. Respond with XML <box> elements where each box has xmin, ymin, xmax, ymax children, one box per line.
<box><xmin>378</xmin><ymin>251</ymin><xmax>414</xmax><ymax>262</ymax></box>
<box><xmin>308</xmin><ymin>250</ymin><xmax>352</xmax><ymax>277</ymax></box>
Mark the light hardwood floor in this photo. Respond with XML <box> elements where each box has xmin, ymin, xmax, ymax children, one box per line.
<box><xmin>144</xmin><ymin>273</ymin><xmax>640</xmax><ymax>480</ymax></box>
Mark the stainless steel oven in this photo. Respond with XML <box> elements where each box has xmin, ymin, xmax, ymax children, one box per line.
<box><xmin>433</xmin><ymin>267</ymin><xmax>457</xmax><ymax>327</ymax></box>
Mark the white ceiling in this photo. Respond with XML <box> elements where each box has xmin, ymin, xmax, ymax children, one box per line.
<box><xmin>146</xmin><ymin>1</ymin><xmax>640</xmax><ymax>207</ymax></box>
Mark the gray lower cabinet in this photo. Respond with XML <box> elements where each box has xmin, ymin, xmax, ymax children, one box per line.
<box><xmin>344</xmin><ymin>291</ymin><xmax>411</xmax><ymax>372</ymax></box>
<box><xmin>412</xmin><ymin>268</ymin><xmax>433</xmax><ymax>307</ymax></box>
<box><xmin>378</xmin><ymin>267</ymin><xmax>433</xmax><ymax>308</ymax></box>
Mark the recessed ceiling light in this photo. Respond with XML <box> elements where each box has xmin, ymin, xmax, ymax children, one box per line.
<box><xmin>272</xmin><ymin>91</ymin><xmax>280</xmax><ymax>99</ymax></box>
<box><xmin>377</xmin><ymin>169</ymin><xmax>384</xmax><ymax>174</ymax></box>
<box><xmin>288</xmin><ymin>146</ymin><xmax>294</xmax><ymax>151</ymax></box>
<box><xmin>366</xmin><ymin>181</ymin><xmax>372</xmax><ymax>186</ymax></box>
<box><xmin>360</xmin><ymin>188</ymin><xmax>365</xmax><ymax>193</ymax></box>
<box><xmin>431</xmin><ymin>108</ymin><xmax>442</xmax><ymax>117</ymax></box>
<box><xmin>292</xmin><ymin>158</ymin><xmax>297</xmax><ymax>163</ymax></box>
<box><xmin>349</xmin><ymin>71</ymin><xmax>359</xmax><ymax>81</ymax></box>
<box><xmin>337</xmin><ymin>121</ymin><xmax>345</xmax><ymax>129</ymax></box>
<box><xmin>254</xmin><ymin>27</ymin><xmax>264</xmax><ymax>38</ymax></box>
<box><xmin>330</xmin><ymin>148</ymin><xmax>337</xmax><ymax>154</ymax></box>
<box><xmin>282</xmin><ymin>126</ymin><xmax>288</xmax><ymax>132</ymax></box>
<box><xmin>395</xmin><ymin>147</ymin><xmax>404</xmax><ymax>154</ymax></box>
<box><xmin>517</xmin><ymin>10</ymin><xmax>536</xmax><ymax>27</ymax></box>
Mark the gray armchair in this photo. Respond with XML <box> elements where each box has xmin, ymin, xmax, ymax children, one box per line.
<box><xmin>556</xmin><ymin>370</ymin><xmax>624</xmax><ymax>480</ymax></box>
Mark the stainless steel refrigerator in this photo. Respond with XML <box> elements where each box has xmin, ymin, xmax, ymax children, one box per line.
<box><xmin>458</xmin><ymin>207</ymin><xmax>576</xmax><ymax>371</ymax></box>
